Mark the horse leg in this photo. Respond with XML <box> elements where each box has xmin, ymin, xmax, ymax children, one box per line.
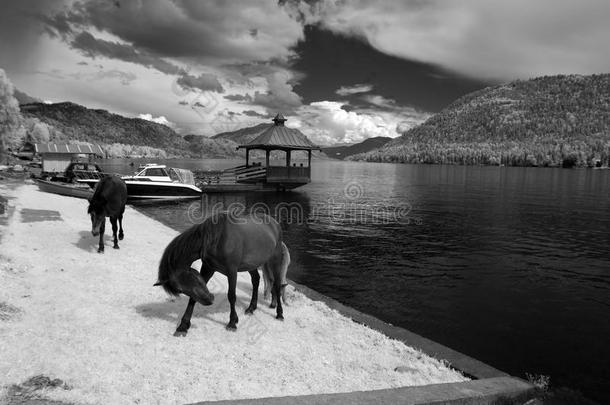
<box><xmin>118</xmin><ymin>212</ymin><xmax>124</xmax><ymax>240</ymax></box>
<box><xmin>174</xmin><ymin>267</ymin><xmax>215</xmax><ymax>337</ymax></box>
<box><xmin>110</xmin><ymin>216</ymin><xmax>119</xmax><ymax>249</ymax></box>
<box><xmin>97</xmin><ymin>220</ymin><xmax>105</xmax><ymax>253</ymax></box>
<box><xmin>174</xmin><ymin>298</ymin><xmax>196</xmax><ymax>337</ymax></box>
<box><xmin>245</xmin><ymin>270</ymin><xmax>260</xmax><ymax>315</ymax></box>
<box><xmin>273</xmin><ymin>276</ymin><xmax>284</xmax><ymax>321</ymax></box>
<box><xmin>226</xmin><ymin>270</ymin><xmax>239</xmax><ymax>330</ymax></box>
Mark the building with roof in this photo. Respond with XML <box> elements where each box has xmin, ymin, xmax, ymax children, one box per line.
<box><xmin>203</xmin><ymin>114</ymin><xmax>321</xmax><ymax>192</ymax></box>
<box><xmin>34</xmin><ymin>143</ymin><xmax>105</xmax><ymax>173</ymax></box>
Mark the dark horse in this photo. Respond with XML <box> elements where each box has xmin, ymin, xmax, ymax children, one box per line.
<box><xmin>155</xmin><ymin>212</ymin><xmax>286</xmax><ymax>335</ymax></box>
<box><xmin>87</xmin><ymin>175</ymin><xmax>127</xmax><ymax>253</ymax></box>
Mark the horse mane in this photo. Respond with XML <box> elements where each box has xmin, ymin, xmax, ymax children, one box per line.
<box><xmin>87</xmin><ymin>177</ymin><xmax>107</xmax><ymax>213</ymax></box>
<box><xmin>156</xmin><ymin>212</ymin><xmax>229</xmax><ymax>296</ymax></box>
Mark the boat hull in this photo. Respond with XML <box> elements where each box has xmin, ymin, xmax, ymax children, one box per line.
<box><xmin>125</xmin><ymin>181</ymin><xmax>202</xmax><ymax>200</ymax></box>
<box><xmin>77</xmin><ymin>179</ymin><xmax>202</xmax><ymax>200</ymax></box>
<box><xmin>35</xmin><ymin>179</ymin><xmax>94</xmax><ymax>199</ymax></box>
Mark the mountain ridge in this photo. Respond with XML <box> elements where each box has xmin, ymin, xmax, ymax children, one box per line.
<box><xmin>350</xmin><ymin>74</ymin><xmax>610</xmax><ymax>167</ymax></box>
<box><xmin>19</xmin><ymin>101</ymin><xmax>241</xmax><ymax>158</ymax></box>
<box><xmin>323</xmin><ymin>136</ymin><xmax>392</xmax><ymax>160</ymax></box>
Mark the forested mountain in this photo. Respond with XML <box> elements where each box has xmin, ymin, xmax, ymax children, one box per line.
<box><xmin>323</xmin><ymin>136</ymin><xmax>391</xmax><ymax>159</ymax></box>
<box><xmin>351</xmin><ymin>74</ymin><xmax>610</xmax><ymax>167</ymax></box>
<box><xmin>19</xmin><ymin>102</ymin><xmax>240</xmax><ymax>158</ymax></box>
<box><xmin>212</xmin><ymin>123</ymin><xmax>270</xmax><ymax>144</ymax></box>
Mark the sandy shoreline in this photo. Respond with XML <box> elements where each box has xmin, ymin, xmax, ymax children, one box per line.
<box><xmin>0</xmin><ymin>182</ymin><xmax>467</xmax><ymax>404</ymax></box>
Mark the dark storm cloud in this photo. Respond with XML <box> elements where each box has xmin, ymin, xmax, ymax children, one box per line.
<box><xmin>71</xmin><ymin>32</ymin><xmax>181</xmax><ymax>75</ymax></box>
<box><xmin>0</xmin><ymin>0</ymin><xmax>67</xmax><ymax>71</ymax></box>
<box><xmin>44</xmin><ymin>0</ymin><xmax>304</xmax><ymax>64</ymax></box>
<box><xmin>242</xmin><ymin>110</ymin><xmax>268</xmax><ymax>118</ymax></box>
<box><xmin>293</xmin><ymin>26</ymin><xmax>490</xmax><ymax>113</ymax></box>
<box><xmin>251</xmin><ymin>70</ymin><xmax>302</xmax><ymax>114</ymax></box>
<box><xmin>224</xmin><ymin>94</ymin><xmax>251</xmax><ymax>102</ymax></box>
<box><xmin>176</xmin><ymin>73</ymin><xmax>223</xmax><ymax>93</ymax></box>
<box><xmin>311</xmin><ymin>0</ymin><xmax>610</xmax><ymax>80</ymax></box>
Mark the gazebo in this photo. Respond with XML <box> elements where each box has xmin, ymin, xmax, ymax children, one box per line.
<box><xmin>236</xmin><ymin>114</ymin><xmax>321</xmax><ymax>190</ymax></box>
<box><xmin>201</xmin><ymin>114</ymin><xmax>320</xmax><ymax>192</ymax></box>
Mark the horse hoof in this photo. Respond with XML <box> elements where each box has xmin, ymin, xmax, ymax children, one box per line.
<box><xmin>173</xmin><ymin>330</ymin><xmax>187</xmax><ymax>337</ymax></box>
<box><xmin>269</xmin><ymin>303</ymin><xmax>276</xmax><ymax>309</ymax></box>
<box><xmin>119</xmin><ymin>235</ymin><xmax>124</xmax><ymax>241</ymax></box>
<box><xmin>113</xmin><ymin>245</ymin><xmax>120</xmax><ymax>249</ymax></box>
<box><xmin>226</xmin><ymin>324</ymin><xmax>237</xmax><ymax>331</ymax></box>
<box><xmin>97</xmin><ymin>249</ymin><xmax>104</xmax><ymax>254</ymax></box>
<box><xmin>245</xmin><ymin>307</ymin><xmax>256</xmax><ymax>315</ymax></box>
<box><xmin>276</xmin><ymin>314</ymin><xmax>284</xmax><ymax>321</ymax></box>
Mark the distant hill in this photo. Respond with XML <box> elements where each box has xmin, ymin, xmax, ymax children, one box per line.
<box><xmin>14</xmin><ymin>89</ymin><xmax>41</xmax><ymax>105</ymax></box>
<box><xmin>351</xmin><ymin>74</ymin><xmax>610</xmax><ymax>167</ymax></box>
<box><xmin>323</xmin><ymin>136</ymin><xmax>391</xmax><ymax>160</ymax></box>
<box><xmin>20</xmin><ymin>102</ymin><xmax>240</xmax><ymax>158</ymax></box>
<box><xmin>212</xmin><ymin>123</ymin><xmax>270</xmax><ymax>144</ymax></box>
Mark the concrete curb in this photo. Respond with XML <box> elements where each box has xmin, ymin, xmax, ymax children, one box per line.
<box><xmin>189</xmin><ymin>280</ymin><xmax>535</xmax><ymax>405</ymax></box>
<box><xmin>191</xmin><ymin>377</ymin><xmax>534</xmax><ymax>405</ymax></box>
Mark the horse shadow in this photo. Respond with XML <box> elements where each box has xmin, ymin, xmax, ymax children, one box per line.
<box><xmin>73</xmin><ymin>230</ymin><xmax>118</xmax><ymax>253</ymax></box>
<box><xmin>135</xmin><ymin>278</ymin><xmax>259</xmax><ymax>328</ymax></box>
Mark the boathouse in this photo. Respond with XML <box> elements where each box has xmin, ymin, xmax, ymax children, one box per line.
<box><xmin>236</xmin><ymin>114</ymin><xmax>320</xmax><ymax>191</ymax></box>
<box><xmin>34</xmin><ymin>143</ymin><xmax>105</xmax><ymax>173</ymax></box>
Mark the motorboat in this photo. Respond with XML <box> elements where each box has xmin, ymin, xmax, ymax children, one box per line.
<box><xmin>35</xmin><ymin>178</ymin><xmax>94</xmax><ymax>199</ymax></box>
<box><xmin>76</xmin><ymin>164</ymin><xmax>202</xmax><ymax>200</ymax></box>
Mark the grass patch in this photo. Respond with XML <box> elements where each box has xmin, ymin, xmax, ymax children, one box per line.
<box><xmin>2</xmin><ymin>375</ymin><xmax>72</xmax><ymax>405</ymax></box>
<box><xmin>0</xmin><ymin>301</ymin><xmax>21</xmax><ymax>321</ymax></box>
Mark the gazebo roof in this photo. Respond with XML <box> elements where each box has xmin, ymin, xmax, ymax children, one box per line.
<box><xmin>238</xmin><ymin>114</ymin><xmax>320</xmax><ymax>151</ymax></box>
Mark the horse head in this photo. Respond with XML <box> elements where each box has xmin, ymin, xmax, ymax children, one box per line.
<box><xmin>87</xmin><ymin>198</ymin><xmax>105</xmax><ymax>236</ymax></box>
<box><xmin>157</xmin><ymin>267</ymin><xmax>214</xmax><ymax>306</ymax></box>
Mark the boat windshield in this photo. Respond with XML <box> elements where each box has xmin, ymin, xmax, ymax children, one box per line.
<box><xmin>142</xmin><ymin>167</ymin><xmax>168</xmax><ymax>177</ymax></box>
<box><xmin>169</xmin><ymin>168</ymin><xmax>195</xmax><ymax>185</ymax></box>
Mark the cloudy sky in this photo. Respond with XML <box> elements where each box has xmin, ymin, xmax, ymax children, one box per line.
<box><xmin>1</xmin><ymin>0</ymin><xmax>609</xmax><ymax>145</ymax></box>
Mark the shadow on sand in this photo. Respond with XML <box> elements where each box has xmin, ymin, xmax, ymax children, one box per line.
<box><xmin>73</xmin><ymin>230</ymin><xmax>116</xmax><ymax>253</ymax></box>
<box><xmin>135</xmin><ymin>277</ymin><xmax>259</xmax><ymax>330</ymax></box>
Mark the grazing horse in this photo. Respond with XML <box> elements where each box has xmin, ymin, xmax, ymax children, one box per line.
<box><xmin>262</xmin><ymin>241</ymin><xmax>290</xmax><ymax>308</ymax></box>
<box><xmin>87</xmin><ymin>176</ymin><xmax>127</xmax><ymax>253</ymax></box>
<box><xmin>155</xmin><ymin>212</ymin><xmax>286</xmax><ymax>336</ymax></box>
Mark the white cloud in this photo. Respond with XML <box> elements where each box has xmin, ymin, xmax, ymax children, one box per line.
<box><xmin>336</xmin><ymin>84</ymin><xmax>373</xmax><ymax>96</ymax></box>
<box><xmin>288</xmin><ymin>100</ymin><xmax>430</xmax><ymax>146</ymax></box>
<box><xmin>311</xmin><ymin>0</ymin><xmax>610</xmax><ymax>80</ymax></box>
<box><xmin>138</xmin><ymin>114</ymin><xmax>173</xmax><ymax>127</ymax></box>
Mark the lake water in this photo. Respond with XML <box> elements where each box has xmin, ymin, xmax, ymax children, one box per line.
<box><xmin>102</xmin><ymin>158</ymin><xmax>610</xmax><ymax>402</ymax></box>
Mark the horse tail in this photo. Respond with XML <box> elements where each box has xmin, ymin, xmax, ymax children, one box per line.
<box><xmin>279</xmin><ymin>242</ymin><xmax>290</xmax><ymax>302</ymax></box>
<box><xmin>264</xmin><ymin>242</ymin><xmax>291</xmax><ymax>303</ymax></box>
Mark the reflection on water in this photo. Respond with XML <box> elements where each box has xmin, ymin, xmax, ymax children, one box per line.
<box><xmin>117</xmin><ymin>158</ymin><xmax>610</xmax><ymax>402</ymax></box>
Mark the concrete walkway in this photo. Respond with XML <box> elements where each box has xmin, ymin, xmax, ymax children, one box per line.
<box><xmin>190</xmin><ymin>274</ymin><xmax>536</xmax><ymax>404</ymax></box>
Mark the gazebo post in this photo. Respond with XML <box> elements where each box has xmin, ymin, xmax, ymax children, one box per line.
<box><xmin>308</xmin><ymin>150</ymin><xmax>312</xmax><ymax>167</ymax></box>
<box><xmin>265</xmin><ymin>149</ymin><xmax>270</xmax><ymax>167</ymax></box>
<box><xmin>286</xmin><ymin>149</ymin><xmax>291</xmax><ymax>167</ymax></box>
<box><xmin>246</xmin><ymin>148</ymin><xmax>250</xmax><ymax>167</ymax></box>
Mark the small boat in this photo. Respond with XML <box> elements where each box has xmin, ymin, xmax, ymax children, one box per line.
<box><xmin>77</xmin><ymin>164</ymin><xmax>202</xmax><ymax>200</ymax></box>
<box><xmin>35</xmin><ymin>178</ymin><xmax>94</xmax><ymax>199</ymax></box>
